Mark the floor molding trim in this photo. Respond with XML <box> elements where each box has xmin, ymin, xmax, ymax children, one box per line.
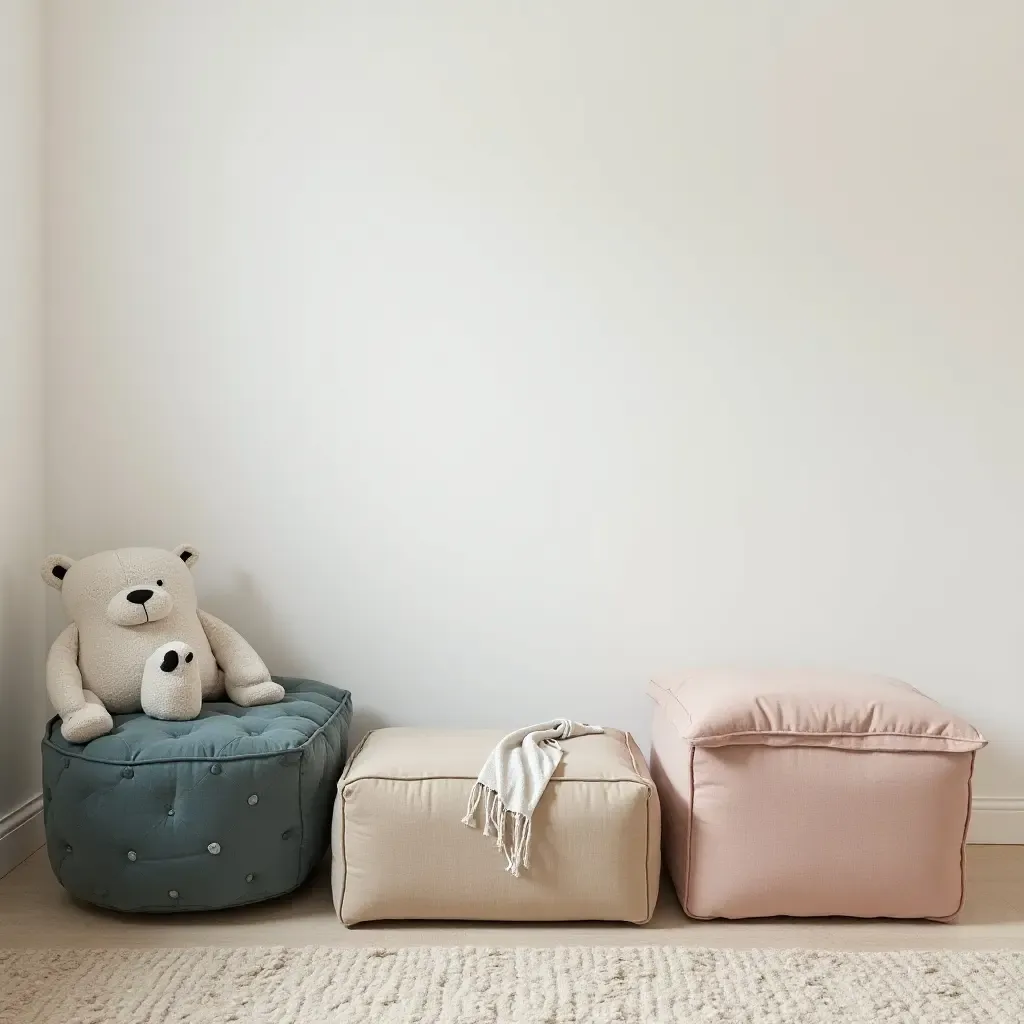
<box><xmin>0</xmin><ymin>793</ymin><xmax>45</xmax><ymax>879</ymax></box>
<box><xmin>969</xmin><ymin>797</ymin><xmax>1024</xmax><ymax>845</ymax></box>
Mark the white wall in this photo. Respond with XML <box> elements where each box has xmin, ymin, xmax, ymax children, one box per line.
<box><xmin>45</xmin><ymin>2</ymin><xmax>1024</xmax><ymax>806</ymax></box>
<box><xmin>0</xmin><ymin>0</ymin><xmax>46</xmax><ymax>833</ymax></box>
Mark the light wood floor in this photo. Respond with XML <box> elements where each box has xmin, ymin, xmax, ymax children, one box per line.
<box><xmin>1</xmin><ymin>846</ymin><xmax>1022</xmax><ymax>951</ymax></box>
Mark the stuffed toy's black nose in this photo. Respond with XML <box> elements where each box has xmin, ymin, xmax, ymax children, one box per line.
<box><xmin>160</xmin><ymin>649</ymin><xmax>180</xmax><ymax>672</ymax></box>
<box><xmin>127</xmin><ymin>589</ymin><xmax>153</xmax><ymax>604</ymax></box>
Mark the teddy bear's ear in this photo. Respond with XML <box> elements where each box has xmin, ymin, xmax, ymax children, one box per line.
<box><xmin>41</xmin><ymin>554</ymin><xmax>75</xmax><ymax>590</ymax></box>
<box><xmin>172</xmin><ymin>544</ymin><xmax>200</xmax><ymax>570</ymax></box>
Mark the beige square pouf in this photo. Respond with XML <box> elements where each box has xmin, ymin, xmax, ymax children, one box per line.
<box><xmin>332</xmin><ymin>727</ymin><xmax>660</xmax><ymax>925</ymax></box>
<box><xmin>649</xmin><ymin>670</ymin><xmax>986</xmax><ymax>921</ymax></box>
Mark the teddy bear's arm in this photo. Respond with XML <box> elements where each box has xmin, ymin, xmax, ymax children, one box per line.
<box><xmin>197</xmin><ymin>609</ymin><xmax>285</xmax><ymax>708</ymax></box>
<box><xmin>46</xmin><ymin>624</ymin><xmax>84</xmax><ymax>717</ymax></box>
<box><xmin>46</xmin><ymin>624</ymin><xmax>115</xmax><ymax>742</ymax></box>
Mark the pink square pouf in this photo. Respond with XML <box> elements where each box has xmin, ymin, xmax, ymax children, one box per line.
<box><xmin>649</xmin><ymin>669</ymin><xmax>985</xmax><ymax>921</ymax></box>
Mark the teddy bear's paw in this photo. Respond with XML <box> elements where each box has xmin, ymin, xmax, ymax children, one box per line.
<box><xmin>62</xmin><ymin>703</ymin><xmax>114</xmax><ymax>744</ymax></box>
<box><xmin>230</xmin><ymin>680</ymin><xmax>286</xmax><ymax>707</ymax></box>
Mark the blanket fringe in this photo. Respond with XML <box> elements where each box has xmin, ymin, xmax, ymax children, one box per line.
<box><xmin>461</xmin><ymin>782</ymin><xmax>533</xmax><ymax>876</ymax></box>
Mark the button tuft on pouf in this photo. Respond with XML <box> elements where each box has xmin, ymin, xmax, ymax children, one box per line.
<box><xmin>41</xmin><ymin>677</ymin><xmax>351</xmax><ymax>913</ymax></box>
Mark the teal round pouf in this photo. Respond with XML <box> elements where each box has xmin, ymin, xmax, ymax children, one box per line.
<box><xmin>41</xmin><ymin>677</ymin><xmax>351</xmax><ymax>913</ymax></box>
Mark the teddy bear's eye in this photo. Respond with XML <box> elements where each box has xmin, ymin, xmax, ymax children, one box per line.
<box><xmin>156</xmin><ymin>580</ymin><xmax>164</xmax><ymax>586</ymax></box>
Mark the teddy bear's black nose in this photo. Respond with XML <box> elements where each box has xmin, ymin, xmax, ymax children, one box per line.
<box><xmin>160</xmin><ymin>649</ymin><xmax>180</xmax><ymax>672</ymax></box>
<box><xmin>127</xmin><ymin>589</ymin><xmax>153</xmax><ymax>605</ymax></box>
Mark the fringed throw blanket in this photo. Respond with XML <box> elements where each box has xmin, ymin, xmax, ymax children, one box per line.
<box><xmin>461</xmin><ymin>719</ymin><xmax>603</xmax><ymax>876</ymax></box>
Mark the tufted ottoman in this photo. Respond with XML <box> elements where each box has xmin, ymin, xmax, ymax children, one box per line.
<box><xmin>41</xmin><ymin>677</ymin><xmax>351</xmax><ymax>912</ymax></box>
<box><xmin>332</xmin><ymin>727</ymin><xmax>660</xmax><ymax>924</ymax></box>
<box><xmin>649</xmin><ymin>669</ymin><xmax>985</xmax><ymax>921</ymax></box>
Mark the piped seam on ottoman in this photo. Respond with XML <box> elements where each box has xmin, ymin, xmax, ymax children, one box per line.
<box><xmin>341</xmin><ymin>775</ymin><xmax>655</xmax><ymax>785</ymax></box>
<box><xmin>622</xmin><ymin>731</ymin><xmax>641</xmax><ymax>777</ymax></box>
<box><xmin>683</xmin><ymin>742</ymin><xmax>700</xmax><ymax>919</ymax></box>
<box><xmin>688</xmin><ymin>730</ymin><xmax>984</xmax><ymax>751</ymax></box>
<box><xmin>648</xmin><ymin>679</ymin><xmax>692</xmax><ymax>723</ymax></box>
<box><xmin>337</xmin><ymin>729</ymin><xmax>374</xmax><ymax>789</ymax></box>
<box><xmin>622</xmin><ymin>731</ymin><xmax>656</xmax><ymax>924</ymax></box>
<box><xmin>336</xmin><ymin>728</ymin><xmax>375</xmax><ymax>924</ymax></box>
<box><xmin>933</xmin><ymin>748</ymin><xmax>976</xmax><ymax>923</ymax></box>
<box><xmin>338</xmin><ymin>774</ymin><xmax>353</xmax><ymax>923</ymax></box>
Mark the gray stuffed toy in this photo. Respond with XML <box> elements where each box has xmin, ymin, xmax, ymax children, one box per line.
<box><xmin>41</xmin><ymin>544</ymin><xmax>284</xmax><ymax>742</ymax></box>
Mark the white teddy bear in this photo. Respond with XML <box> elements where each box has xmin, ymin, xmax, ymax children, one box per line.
<box><xmin>41</xmin><ymin>544</ymin><xmax>285</xmax><ymax>743</ymax></box>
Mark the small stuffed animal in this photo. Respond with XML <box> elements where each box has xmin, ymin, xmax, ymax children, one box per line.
<box><xmin>41</xmin><ymin>544</ymin><xmax>285</xmax><ymax>743</ymax></box>
<box><xmin>141</xmin><ymin>641</ymin><xmax>202</xmax><ymax>722</ymax></box>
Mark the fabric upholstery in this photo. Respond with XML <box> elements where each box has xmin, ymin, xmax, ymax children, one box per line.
<box><xmin>649</xmin><ymin>668</ymin><xmax>985</xmax><ymax>751</ymax></box>
<box><xmin>650</xmin><ymin>670</ymin><xmax>984</xmax><ymax>920</ymax></box>
<box><xmin>332</xmin><ymin>727</ymin><xmax>660</xmax><ymax>925</ymax></box>
<box><xmin>41</xmin><ymin>677</ymin><xmax>351</xmax><ymax>912</ymax></box>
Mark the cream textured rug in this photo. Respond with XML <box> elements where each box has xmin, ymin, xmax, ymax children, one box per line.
<box><xmin>1</xmin><ymin>945</ymin><xmax>1023</xmax><ymax>1023</ymax></box>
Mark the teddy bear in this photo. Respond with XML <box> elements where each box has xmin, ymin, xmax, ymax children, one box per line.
<box><xmin>41</xmin><ymin>544</ymin><xmax>285</xmax><ymax>742</ymax></box>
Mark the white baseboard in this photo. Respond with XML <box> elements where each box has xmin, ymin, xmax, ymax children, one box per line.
<box><xmin>968</xmin><ymin>797</ymin><xmax>1024</xmax><ymax>845</ymax></box>
<box><xmin>0</xmin><ymin>794</ymin><xmax>45</xmax><ymax>879</ymax></box>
